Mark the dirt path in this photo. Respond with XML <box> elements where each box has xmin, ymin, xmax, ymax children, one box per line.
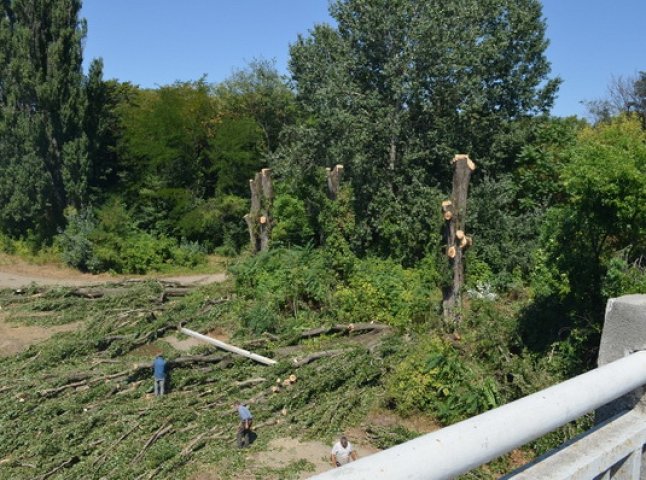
<box><xmin>0</xmin><ymin>256</ymin><xmax>227</xmax><ymax>356</ymax></box>
<box><xmin>0</xmin><ymin>256</ymin><xmax>227</xmax><ymax>289</ymax></box>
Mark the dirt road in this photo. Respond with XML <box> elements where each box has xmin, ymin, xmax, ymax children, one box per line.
<box><xmin>0</xmin><ymin>257</ymin><xmax>227</xmax><ymax>357</ymax></box>
<box><xmin>0</xmin><ymin>257</ymin><xmax>226</xmax><ymax>289</ymax></box>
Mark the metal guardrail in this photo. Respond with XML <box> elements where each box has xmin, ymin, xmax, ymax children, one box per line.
<box><xmin>310</xmin><ymin>350</ymin><xmax>646</xmax><ymax>480</ymax></box>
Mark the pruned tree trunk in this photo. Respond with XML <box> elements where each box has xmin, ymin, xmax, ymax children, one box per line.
<box><xmin>442</xmin><ymin>154</ymin><xmax>476</xmax><ymax>325</ymax></box>
<box><xmin>245</xmin><ymin>168</ymin><xmax>274</xmax><ymax>253</ymax></box>
<box><xmin>326</xmin><ymin>164</ymin><xmax>344</xmax><ymax>200</ymax></box>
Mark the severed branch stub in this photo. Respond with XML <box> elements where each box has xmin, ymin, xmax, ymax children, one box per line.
<box><xmin>442</xmin><ymin>154</ymin><xmax>476</xmax><ymax>325</ymax></box>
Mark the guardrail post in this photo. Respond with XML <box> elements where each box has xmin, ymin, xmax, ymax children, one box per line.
<box><xmin>596</xmin><ymin>294</ymin><xmax>646</xmax><ymax>424</ymax></box>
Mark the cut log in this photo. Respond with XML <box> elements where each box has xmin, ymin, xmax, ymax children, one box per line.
<box><xmin>292</xmin><ymin>349</ymin><xmax>346</xmax><ymax>367</ymax></box>
<box><xmin>455</xmin><ymin>230</ymin><xmax>465</xmax><ymax>240</ymax></box>
<box><xmin>132</xmin><ymin>423</ymin><xmax>173</xmax><ymax>464</ymax></box>
<box><xmin>234</xmin><ymin>377</ymin><xmax>266</xmax><ymax>388</ymax></box>
<box><xmin>36</xmin><ymin>456</ymin><xmax>79</xmax><ymax>480</ymax></box>
<box><xmin>69</xmin><ymin>288</ymin><xmax>104</xmax><ymax>299</ymax></box>
<box><xmin>298</xmin><ymin>322</ymin><xmax>390</xmax><ymax>340</ymax></box>
<box><xmin>447</xmin><ymin>246</ymin><xmax>457</xmax><ymax>259</ymax></box>
<box><xmin>179</xmin><ymin>327</ymin><xmax>276</xmax><ymax>365</ymax></box>
<box><xmin>443</xmin><ymin>211</ymin><xmax>453</xmax><ymax>221</ymax></box>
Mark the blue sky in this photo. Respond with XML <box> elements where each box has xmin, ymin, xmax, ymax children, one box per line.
<box><xmin>81</xmin><ymin>0</ymin><xmax>646</xmax><ymax>118</ymax></box>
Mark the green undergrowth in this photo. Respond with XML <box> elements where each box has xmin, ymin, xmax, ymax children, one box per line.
<box><xmin>0</xmin><ymin>252</ymin><xmax>589</xmax><ymax>479</ymax></box>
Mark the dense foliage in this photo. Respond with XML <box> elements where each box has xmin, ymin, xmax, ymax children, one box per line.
<box><xmin>0</xmin><ymin>1</ymin><xmax>645</xmax><ymax>477</ymax></box>
<box><xmin>272</xmin><ymin>0</ymin><xmax>559</xmax><ymax>263</ymax></box>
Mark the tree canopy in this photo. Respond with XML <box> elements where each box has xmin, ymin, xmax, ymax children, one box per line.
<box><xmin>0</xmin><ymin>0</ymin><xmax>93</xmax><ymax>240</ymax></box>
<box><xmin>274</xmin><ymin>0</ymin><xmax>559</xmax><ymax>262</ymax></box>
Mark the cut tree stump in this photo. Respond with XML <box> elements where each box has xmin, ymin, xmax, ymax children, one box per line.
<box><xmin>245</xmin><ymin>168</ymin><xmax>274</xmax><ymax>253</ymax></box>
<box><xmin>442</xmin><ymin>154</ymin><xmax>476</xmax><ymax>325</ymax></box>
<box><xmin>326</xmin><ymin>164</ymin><xmax>344</xmax><ymax>200</ymax></box>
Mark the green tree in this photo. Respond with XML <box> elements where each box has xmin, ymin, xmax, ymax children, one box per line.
<box><xmin>0</xmin><ymin>0</ymin><xmax>91</xmax><ymax>241</ymax></box>
<box><xmin>542</xmin><ymin>115</ymin><xmax>646</xmax><ymax>315</ymax></box>
<box><xmin>277</xmin><ymin>0</ymin><xmax>559</xmax><ymax>261</ymax></box>
<box><xmin>118</xmin><ymin>80</ymin><xmax>217</xmax><ymax>198</ymax></box>
<box><xmin>210</xmin><ymin>116</ymin><xmax>265</xmax><ymax>197</ymax></box>
<box><xmin>214</xmin><ymin>59</ymin><xmax>296</xmax><ymax>152</ymax></box>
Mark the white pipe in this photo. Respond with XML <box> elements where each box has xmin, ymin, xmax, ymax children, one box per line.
<box><xmin>179</xmin><ymin>327</ymin><xmax>276</xmax><ymax>366</ymax></box>
<box><xmin>310</xmin><ymin>350</ymin><xmax>646</xmax><ymax>480</ymax></box>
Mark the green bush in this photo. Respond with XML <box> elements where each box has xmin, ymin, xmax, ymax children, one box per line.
<box><xmin>385</xmin><ymin>337</ymin><xmax>499</xmax><ymax>424</ymax></box>
<box><xmin>231</xmin><ymin>247</ymin><xmax>336</xmax><ymax>331</ymax></box>
<box><xmin>57</xmin><ymin>207</ymin><xmax>99</xmax><ymax>272</ymax></box>
<box><xmin>57</xmin><ymin>200</ymin><xmax>206</xmax><ymax>274</ymax></box>
<box><xmin>602</xmin><ymin>256</ymin><xmax>646</xmax><ymax>298</ymax></box>
<box><xmin>177</xmin><ymin>195</ymin><xmax>248</xmax><ymax>252</ymax></box>
<box><xmin>334</xmin><ymin>258</ymin><xmax>434</xmax><ymax>330</ymax></box>
<box><xmin>271</xmin><ymin>193</ymin><xmax>314</xmax><ymax>247</ymax></box>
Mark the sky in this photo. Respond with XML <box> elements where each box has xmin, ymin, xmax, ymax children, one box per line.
<box><xmin>81</xmin><ymin>0</ymin><xmax>646</xmax><ymax>118</ymax></box>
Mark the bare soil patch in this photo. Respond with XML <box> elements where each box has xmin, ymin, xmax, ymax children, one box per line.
<box><xmin>0</xmin><ymin>313</ymin><xmax>82</xmax><ymax>357</ymax></box>
<box><xmin>0</xmin><ymin>260</ymin><xmax>113</xmax><ymax>289</ymax></box>
<box><xmin>254</xmin><ymin>436</ymin><xmax>380</xmax><ymax>479</ymax></box>
<box><xmin>0</xmin><ymin>255</ymin><xmax>227</xmax><ymax>290</ymax></box>
<box><xmin>254</xmin><ymin>437</ymin><xmax>332</xmax><ymax>478</ymax></box>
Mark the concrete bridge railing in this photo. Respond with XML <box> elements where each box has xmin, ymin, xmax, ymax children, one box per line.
<box><xmin>310</xmin><ymin>294</ymin><xmax>646</xmax><ymax>480</ymax></box>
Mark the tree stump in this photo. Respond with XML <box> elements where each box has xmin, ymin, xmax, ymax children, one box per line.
<box><xmin>326</xmin><ymin>164</ymin><xmax>344</xmax><ymax>200</ymax></box>
<box><xmin>244</xmin><ymin>168</ymin><xmax>274</xmax><ymax>253</ymax></box>
<box><xmin>442</xmin><ymin>154</ymin><xmax>476</xmax><ymax>325</ymax></box>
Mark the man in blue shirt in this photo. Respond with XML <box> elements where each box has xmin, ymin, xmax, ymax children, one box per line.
<box><xmin>234</xmin><ymin>401</ymin><xmax>253</xmax><ymax>447</ymax></box>
<box><xmin>153</xmin><ymin>355</ymin><xmax>167</xmax><ymax>396</ymax></box>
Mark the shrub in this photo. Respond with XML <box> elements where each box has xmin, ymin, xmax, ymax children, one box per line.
<box><xmin>177</xmin><ymin>195</ymin><xmax>248</xmax><ymax>252</ymax></box>
<box><xmin>231</xmin><ymin>247</ymin><xmax>336</xmax><ymax>330</ymax></box>
<box><xmin>385</xmin><ymin>337</ymin><xmax>499</xmax><ymax>424</ymax></box>
<box><xmin>57</xmin><ymin>207</ymin><xmax>99</xmax><ymax>272</ymax></box>
<box><xmin>271</xmin><ymin>193</ymin><xmax>314</xmax><ymax>247</ymax></box>
<box><xmin>334</xmin><ymin>258</ymin><xmax>433</xmax><ymax>330</ymax></box>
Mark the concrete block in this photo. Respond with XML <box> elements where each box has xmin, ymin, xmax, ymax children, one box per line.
<box><xmin>596</xmin><ymin>295</ymin><xmax>646</xmax><ymax>423</ymax></box>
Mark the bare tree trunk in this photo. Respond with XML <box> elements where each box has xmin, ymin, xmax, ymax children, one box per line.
<box><xmin>326</xmin><ymin>164</ymin><xmax>344</xmax><ymax>200</ymax></box>
<box><xmin>442</xmin><ymin>154</ymin><xmax>475</xmax><ymax>326</ymax></box>
<box><xmin>245</xmin><ymin>168</ymin><xmax>274</xmax><ymax>253</ymax></box>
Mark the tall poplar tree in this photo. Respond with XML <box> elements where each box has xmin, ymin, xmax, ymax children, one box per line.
<box><xmin>278</xmin><ymin>0</ymin><xmax>560</xmax><ymax>261</ymax></box>
<box><xmin>0</xmin><ymin>0</ymin><xmax>90</xmax><ymax>240</ymax></box>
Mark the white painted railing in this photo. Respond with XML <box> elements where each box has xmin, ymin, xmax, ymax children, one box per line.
<box><xmin>310</xmin><ymin>350</ymin><xmax>646</xmax><ymax>480</ymax></box>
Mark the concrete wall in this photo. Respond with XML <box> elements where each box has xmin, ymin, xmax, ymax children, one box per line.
<box><xmin>596</xmin><ymin>294</ymin><xmax>646</xmax><ymax>423</ymax></box>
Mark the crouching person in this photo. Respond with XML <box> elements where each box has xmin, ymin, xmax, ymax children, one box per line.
<box><xmin>234</xmin><ymin>401</ymin><xmax>253</xmax><ymax>448</ymax></box>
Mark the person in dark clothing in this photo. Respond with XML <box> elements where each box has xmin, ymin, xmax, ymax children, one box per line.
<box><xmin>153</xmin><ymin>355</ymin><xmax>167</xmax><ymax>396</ymax></box>
<box><xmin>234</xmin><ymin>401</ymin><xmax>253</xmax><ymax>447</ymax></box>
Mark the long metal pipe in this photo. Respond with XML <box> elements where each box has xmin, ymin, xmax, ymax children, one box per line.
<box><xmin>179</xmin><ymin>327</ymin><xmax>277</xmax><ymax>365</ymax></box>
<box><xmin>310</xmin><ymin>350</ymin><xmax>646</xmax><ymax>480</ymax></box>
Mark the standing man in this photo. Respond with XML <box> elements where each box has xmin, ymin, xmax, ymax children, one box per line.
<box><xmin>153</xmin><ymin>354</ymin><xmax>167</xmax><ymax>397</ymax></box>
<box><xmin>330</xmin><ymin>435</ymin><xmax>357</xmax><ymax>467</ymax></box>
<box><xmin>234</xmin><ymin>401</ymin><xmax>253</xmax><ymax>448</ymax></box>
